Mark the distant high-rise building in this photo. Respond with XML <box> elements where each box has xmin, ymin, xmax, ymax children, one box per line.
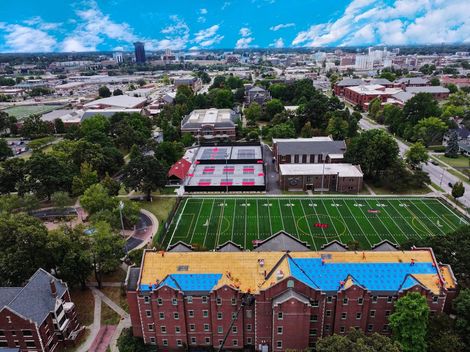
<box><xmin>355</xmin><ymin>55</ymin><xmax>374</xmax><ymax>70</ymax></box>
<box><xmin>113</xmin><ymin>51</ymin><xmax>123</xmax><ymax>63</ymax></box>
<box><xmin>134</xmin><ymin>42</ymin><xmax>146</xmax><ymax>64</ymax></box>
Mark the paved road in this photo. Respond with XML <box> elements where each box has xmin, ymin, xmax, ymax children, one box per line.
<box><xmin>262</xmin><ymin>144</ymin><xmax>281</xmax><ymax>194</ymax></box>
<box><xmin>359</xmin><ymin>118</ymin><xmax>470</xmax><ymax>208</ymax></box>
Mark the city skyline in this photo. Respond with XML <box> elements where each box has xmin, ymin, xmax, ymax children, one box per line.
<box><xmin>0</xmin><ymin>0</ymin><xmax>469</xmax><ymax>53</ymax></box>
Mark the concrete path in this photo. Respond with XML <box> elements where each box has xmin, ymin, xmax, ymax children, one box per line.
<box><xmin>364</xmin><ymin>183</ymin><xmax>376</xmax><ymax>195</ymax></box>
<box><xmin>89</xmin><ymin>325</ymin><xmax>117</xmax><ymax>352</ymax></box>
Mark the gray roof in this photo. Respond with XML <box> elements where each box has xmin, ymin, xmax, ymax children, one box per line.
<box><xmin>1</xmin><ymin>269</ymin><xmax>67</xmax><ymax>325</ymax></box>
<box><xmin>216</xmin><ymin>241</ymin><xmax>243</xmax><ymax>252</ymax></box>
<box><xmin>0</xmin><ymin>348</ymin><xmax>20</xmax><ymax>352</ymax></box>
<box><xmin>336</xmin><ymin>78</ymin><xmax>363</xmax><ymax>87</ymax></box>
<box><xmin>406</xmin><ymin>86</ymin><xmax>450</xmax><ymax>94</ymax></box>
<box><xmin>254</xmin><ymin>231</ymin><xmax>310</xmax><ymax>252</ymax></box>
<box><xmin>0</xmin><ymin>287</ymin><xmax>21</xmax><ymax>308</ymax></box>
<box><xmin>321</xmin><ymin>240</ymin><xmax>348</xmax><ymax>251</ymax></box>
<box><xmin>272</xmin><ymin>289</ymin><xmax>310</xmax><ymax>306</ymax></box>
<box><xmin>371</xmin><ymin>240</ymin><xmax>399</xmax><ymax>251</ymax></box>
<box><xmin>126</xmin><ymin>267</ymin><xmax>141</xmax><ymax>291</ymax></box>
<box><xmin>167</xmin><ymin>241</ymin><xmax>193</xmax><ymax>252</ymax></box>
<box><xmin>396</xmin><ymin>77</ymin><xmax>428</xmax><ymax>85</ymax></box>
<box><xmin>249</xmin><ymin>86</ymin><xmax>266</xmax><ymax>92</ymax></box>
<box><xmin>274</xmin><ymin>139</ymin><xmax>346</xmax><ymax>156</ymax></box>
<box><xmin>370</xmin><ymin>78</ymin><xmax>392</xmax><ymax>85</ymax></box>
<box><xmin>392</xmin><ymin>91</ymin><xmax>413</xmax><ymax>103</ymax></box>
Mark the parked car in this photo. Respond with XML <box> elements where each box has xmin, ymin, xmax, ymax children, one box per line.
<box><xmin>448</xmin><ymin>182</ymin><xmax>453</xmax><ymax>188</ymax></box>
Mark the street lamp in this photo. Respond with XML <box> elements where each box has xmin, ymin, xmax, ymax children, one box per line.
<box><xmin>118</xmin><ymin>201</ymin><xmax>125</xmax><ymax>237</ymax></box>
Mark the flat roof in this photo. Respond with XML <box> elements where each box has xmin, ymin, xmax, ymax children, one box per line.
<box><xmin>195</xmin><ymin>146</ymin><xmax>262</xmax><ymax>161</ymax></box>
<box><xmin>185</xmin><ymin>163</ymin><xmax>265</xmax><ymax>187</ymax></box>
<box><xmin>182</xmin><ymin>108</ymin><xmax>238</xmax><ymax>129</ymax></box>
<box><xmin>406</xmin><ymin>86</ymin><xmax>450</xmax><ymax>94</ymax></box>
<box><xmin>84</xmin><ymin>95</ymin><xmax>147</xmax><ymax>109</ymax></box>
<box><xmin>273</xmin><ymin>138</ymin><xmax>346</xmax><ymax>156</ymax></box>
<box><xmin>138</xmin><ymin>249</ymin><xmax>448</xmax><ymax>294</ymax></box>
<box><xmin>279</xmin><ymin>163</ymin><xmax>363</xmax><ymax>177</ymax></box>
<box><xmin>347</xmin><ymin>85</ymin><xmax>403</xmax><ymax>95</ymax></box>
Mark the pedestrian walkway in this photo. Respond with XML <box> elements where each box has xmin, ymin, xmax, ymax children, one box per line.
<box><xmin>89</xmin><ymin>325</ymin><xmax>117</xmax><ymax>352</ymax></box>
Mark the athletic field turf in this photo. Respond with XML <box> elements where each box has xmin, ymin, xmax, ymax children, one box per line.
<box><xmin>163</xmin><ymin>197</ymin><xmax>468</xmax><ymax>250</ymax></box>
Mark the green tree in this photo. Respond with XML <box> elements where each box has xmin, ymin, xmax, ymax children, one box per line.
<box><xmin>326</xmin><ymin>115</ymin><xmax>349</xmax><ymax>140</ymax></box>
<box><xmin>90</xmin><ymin>221</ymin><xmax>125</xmax><ymax>288</ymax></box>
<box><xmin>403</xmin><ymin>93</ymin><xmax>441</xmax><ymax>125</ymax></box>
<box><xmin>101</xmin><ymin>173</ymin><xmax>121</xmax><ymax>196</ymax></box>
<box><xmin>445</xmin><ymin>130</ymin><xmax>459</xmax><ymax>158</ymax></box>
<box><xmin>445</xmin><ymin>83</ymin><xmax>458</xmax><ymax>94</ymax></box>
<box><xmin>51</xmin><ymin>191</ymin><xmax>71</xmax><ymax>209</ymax></box>
<box><xmin>430</xmin><ymin>77</ymin><xmax>441</xmax><ymax>86</ymax></box>
<box><xmin>0</xmin><ymin>158</ymin><xmax>26</xmax><ymax>194</ymax></box>
<box><xmin>379</xmin><ymin>71</ymin><xmax>396</xmax><ymax>82</ymax></box>
<box><xmin>113</xmin><ymin>89</ymin><xmax>123</xmax><ymax>96</ymax></box>
<box><xmin>71</xmin><ymin>162</ymin><xmax>99</xmax><ymax>196</ymax></box>
<box><xmin>54</xmin><ymin>118</ymin><xmax>65</xmax><ymax>134</ymax></box>
<box><xmin>20</xmin><ymin>114</ymin><xmax>51</xmax><ymax>139</ymax></box>
<box><xmin>389</xmin><ymin>292</ymin><xmax>429</xmax><ymax>352</ymax></box>
<box><xmin>122</xmin><ymin>148</ymin><xmax>167</xmax><ymax>201</ymax></box>
<box><xmin>154</xmin><ymin>141</ymin><xmax>184</xmax><ymax>166</ymax></box>
<box><xmin>98</xmin><ymin>86</ymin><xmax>112</xmax><ymax>98</ymax></box>
<box><xmin>244</xmin><ymin>102</ymin><xmax>262</xmax><ymax>123</ymax></box>
<box><xmin>117</xmin><ymin>328</ymin><xmax>153</xmax><ymax>352</ymax></box>
<box><xmin>47</xmin><ymin>226</ymin><xmax>92</xmax><ymax>289</ymax></box>
<box><xmin>454</xmin><ymin>289</ymin><xmax>470</xmax><ymax>347</ymax></box>
<box><xmin>300</xmin><ymin>121</ymin><xmax>315</xmax><ymax>138</ymax></box>
<box><xmin>368</xmin><ymin>97</ymin><xmax>382</xmax><ymax>121</ymax></box>
<box><xmin>345</xmin><ymin>129</ymin><xmax>399</xmax><ymax>178</ymax></box>
<box><xmin>80</xmin><ymin>115</ymin><xmax>110</xmax><ymax>138</ymax></box>
<box><xmin>26</xmin><ymin>153</ymin><xmax>73</xmax><ymax>200</ymax></box>
<box><xmin>80</xmin><ymin>183</ymin><xmax>117</xmax><ymax>215</ymax></box>
<box><xmin>109</xmin><ymin>112</ymin><xmax>152</xmax><ymax>150</ymax></box>
<box><xmin>405</xmin><ymin>142</ymin><xmax>429</xmax><ymax>168</ymax></box>
<box><xmin>427</xmin><ymin>313</ymin><xmax>465</xmax><ymax>352</ymax></box>
<box><xmin>181</xmin><ymin>132</ymin><xmax>195</xmax><ymax>147</ymax></box>
<box><xmin>452</xmin><ymin>181</ymin><xmax>465</xmax><ymax>199</ymax></box>
<box><xmin>413</xmin><ymin>116</ymin><xmax>448</xmax><ymax>146</ymax></box>
<box><xmin>209</xmin><ymin>88</ymin><xmax>234</xmax><ymax>108</ymax></box>
<box><xmin>264</xmin><ymin>99</ymin><xmax>285</xmax><ymax>121</ymax></box>
<box><xmin>316</xmin><ymin>328</ymin><xmax>401</xmax><ymax>352</ymax></box>
<box><xmin>0</xmin><ymin>138</ymin><xmax>13</xmax><ymax>161</ymax></box>
<box><xmin>0</xmin><ymin>213</ymin><xmax>50</xmax><ymax>286</ymax></box>
<box><xmin>268</xmin><ymin>121</ymin><xmax>296</xmax><ymax>139</ymax></box>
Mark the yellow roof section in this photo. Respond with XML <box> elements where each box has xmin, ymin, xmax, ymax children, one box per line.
<box><xmin>139</xmin><ymin>249</ymin><xmax>455</xmax><ymax>294</ymax></box>
<box><xmin>439</xmin><ymin>265</ymin><xmax>456</xmax><ymax>289</ymax></box>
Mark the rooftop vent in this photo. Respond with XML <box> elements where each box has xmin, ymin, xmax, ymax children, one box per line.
<box><xmin>177</xmin><ymin>265</ymin><xmax>189</xmax><ymax>272</ymax></box>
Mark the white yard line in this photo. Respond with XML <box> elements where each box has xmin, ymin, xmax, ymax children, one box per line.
<box><xmin>202</xmin><ymin>199</ymin><xmax>216</xmax><ymax>248</ymax></box>
<box><xmin>189</xmin><ymin>199</ymin><xmax>205</xmax><ymax>244</ymax></box>
<box><xmin>341</xmin><ymin>199</ymin><xmax>373</xmax><ymax>248</ymax></box>
<box><xmin>168</xmin><ymin>198</ymin><xmax>188</xmax><ymax>247</ymax></box>
<box><xmin>299</xmin><ymin>199</ymin><xmax>318</xmax><ymax>250</ymax></box>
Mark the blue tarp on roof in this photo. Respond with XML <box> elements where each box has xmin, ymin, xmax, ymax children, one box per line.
<box><xmin>288</xmin><ymin>258</ymin><xmax>437</xmax><ymax>292</ymax></box>
<box><xmin>400</xmin><ymin>275</ymin><xmax>421</xmax><ymax>291</ymax></box>
<box><xmin>140</xmin><ymin>273</ymin><xmax>222</xmax><ymax>292</ymax></box>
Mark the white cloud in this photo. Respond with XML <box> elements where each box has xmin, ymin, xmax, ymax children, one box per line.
<box><xmin>200</xmin><ymin>8</ymin><xmax>208</xmax><ymax>15</ymax></box>
<box><xmin>270</xmin><ymin>23</ymin><xmax>295</xmax><ymax>31</ymax></box>
<box><xmin>239</xmin><ymin>27</ymin><xmax>252</xmax><ymax>37</ymax></box>
<box><xmin>270</xmin><ymin>37</ymin><xmax>284</xmax><ymax>48</ymax></box>
<box><xmin>61</xmin><ymin>0</ymin><xmax>138</xmax><ymax>52</ymax></box>
<box><xmin>221</xmin><ymin>2</ymin><xmax>231</xmax><ymax>10</ymax></box>
<box><xmin>193</xmin><ymin>25</ymin><xmax>224</xmax><ymax>47</ymax></box>
<box><xmin>292</xmin><ymin>0</ymin><xmax>470</xmax><ymax>47</ymax></box>
<box><xmin>2</xmin><ymin>24</ymin><xmax>57</xmax><ymax>52</ymax></box>
<box><xmin>235</xmin><ymin>37</ymin><xmax>254</xmax><ymax>49</ymax></box>
<box><xmin>147</xmin><ymin>15</ymin><xmax>190</xmax><ymax>50</ymax></box>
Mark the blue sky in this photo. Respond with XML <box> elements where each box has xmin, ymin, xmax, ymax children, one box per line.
<box><xmin>0</xmin><ymin>0</ymin><xmax>469</xmax><ymax>52</ymax></box>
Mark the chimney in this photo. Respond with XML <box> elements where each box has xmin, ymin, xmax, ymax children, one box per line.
<box><xmin>50</xmin><ymin>279</ymin><xmax>57</xmax><ymax>297</ymax></box>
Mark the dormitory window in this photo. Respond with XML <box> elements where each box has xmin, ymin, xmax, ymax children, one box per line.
<box><xmin>161</xmin><ymin>326</ymin><xmax>166</xmax><ymax>333</ymax></box>
<box><xmin>217</xmin><ymin>312</ymin><xmax>223</xmax><ymax>320</ymax></box>
<box><xmin>146</xmin><ymin>310</ymin><xmax>152</xmax><ymax>318</ymax></box>
<box><xmin>26</xmin><ymin>341</ymin><xmax>36</xmax><ymax>348</ymax></box>
<box><xmin>191</xmin><ymin>337</ymin><xmax>196</xmax><ymax>345</ymax></box>
<box><xmin>189</xmin><ymin>310</ymin><xmax>194</xmax><ymax>318</ymax></box>
<box><xmin>157</xmin><ymin>298</ymin><xmax>163</xmax><ymax>305</ymax></box>
<box><xmin>189</xmin><ymin>324</ymin><xmax>195</xmax><ymax>331</ymax></box>
<box><xmin>327</xmin><ymin>296</ymin><xmax>333</xmax><ymax>303</ymax></box>
<box><xmin>144</xmin><ymin>296</ymin><xmax>150</xmax><ymax>304</ymax></box>
<box><xmin>278</xmin><ymin>312</ymin><xmax>283</xmax><ymax>320</ymax></box>
<box><xmin>370</xmin><ymin>310</ymin><xmax>376</xmax><ymax>317</ymax></box>
<box><xmin>277</xmin><ymin>341</ymin><xmax>282</xmax><ymax>349</ymax></box>
<box><xmin>247</xmin><ymin>337</ymin><xmax>253</xmax><ymax>344</ymax></box>
<box><xmin>385</xmin><ymin>310</ymin><xmax>391</xmax><ymax>317</ymax></box>
<box><xmin>387</xmin><ymin>296</ymin><xmax>393</xmax><ymax>303</ymax></box>
<box><xmin>148</xmin><ymin>324</ymin><xmax>154</xmax><ymax>332</ymax></box>
<box><xmin>433</xmin><ymin>296</ymin><xmax>439</xmax><ymax>303</ymax></box>
<box><xmin>218</xmin><ymin>326</ymin><xmax>223</xmax><ymax>334</ymax></box>
<box><xmin>341</xmin><ymin>313</ymin><xmax>347</xmax><ymax>320</ymax></box>
<box><xmin>149</xmin><ymin>337</ymin><xmax>156</xmax><ymax>345</ymax></box>
<box><xmin>204</xmin><ymin>324</ymin><xmax>209</xmax><ymax>331</ymax></box>
<box><xmin>311</xmin><ymin>300</ymin><xmax>319</xmax><ymax>307</ymax></box>
<box><xmin>162</xmin><ymin>339</ymin><xmax>168</xmax><ymax>346</ymax></box>
<box><xmin>173</xmin><ymin>312</ymin><xmax>179</xmax><ymax>320</ymax></box>
<box><xmin>216</xmin><ymin>298</ymin><xmax>222</xmax><ymax>305</ymax></box>
<box><xmin>247</xmin><ymin>324</ymin><xmax>252</xmax><ymax>331</ymax></box>
<box><xmin>311</xmin><ymin>315</ymin><xmax>318</xmax><ymax>322</ymax></box>
<box><xmin>277</xmin><ymin>327</ymin><xmax>283</xmax><ymax>335</ymax></box>
<box><xmin>325</xmin><ymin>324</ymin><xmax>330</xmax><ymax>331</ymax></box>
<box><xmin>186</xmin><ymin>296</ymin><xmax>193</xmax><ymax>303</ymax></box>
<box><xmin>383</xmin><ymin>325</ymin><xmax>390</xmax><ymax>332</ymax></box>
<box><xmin>202</xmin><ymin>296</ymin><xmax>208</xmax><ymax>303</ymax></box>
<box><xmin>372</xmin><ymin>296</ymin><xmax>378</xmax><ymax>303</ymax></box>
<box><xmin>22</xmin><ymin>330</ymin><xmax>32</xmax><ymax>337</ymax></box>
<box><xmin>232</xmin><ymin>326</ymin><xmax>237</xmax><ymax>334</ymax></box>
<box><xmin>310</xmin><ymin>329</ymin><xmax>317</xmax><ymax>336</ymax></box>
<box><xmin>356</xmin><ymin>313</ymin><xmax>362</xmax><ymax>320</ymax></box>
<box><xmin>175</xmin><ymin>326</ymin><xmax>181</xmax><ymax>334</ymax></box>
<box><xmin>177</xmin><ymin>340</ymin><xmax>182</xmax><ymax>347</ymax></box>
<box><xmin>358</xmin><ymin>298</ymin><xmax>364</xmax><ymax>305</ymax></box>
<box><xmin>246</xmin><ymin>310</ymin><xmax>252</xmax><ymax>318</ymax></box>
<box><xmin>232</xmin><ymin>313</ymin><xmax>237</xmax><ymax>319</ymax></box>
<box><xmin>233</xmin><ymin>340</ymin><xmax>238</xmax><ymax>346</ymax></box>
<box><xmin>231</xmin><ymin>298</ymin><xmax>237</xmax><ymax>305</ymax></box>
<box><xmin>368</xmin><ymin>324</ymin><xmax>373</xmax><ymax>332</ymax></box>
<box><xmin>203</xmin><ymin>310</ymin><xmax>209</xmax><ymax>318</ymax></box>
<box><xmin>326</xmin><ymin>310</ymin><xmax>331</xmax><ymax>317</ymax></box>
<box><xmin>343</xmin><ymin>298</ymin><xmax>348</xmax><ymax>305</ymax></box>
<box><xmin>0</xmin><ymin>330</ymin><xmax>4</xmax><ymax>336</ymax></box>
<box><xmin>172</xmin><ymin>298</ymin><xmax>178</xmax><ymax>305</ymax></box>
<box><xmin>205</xmin><ymin>337</ymin><xmax>210</xmax><ymax>345</ymax></box>
<box><xmin>159</xmin><ymin>312</ymin><xmax>164</xmax><ymax>320</ymax></box>
<box><xmin>340</xmin><ymin>326</ymin><xmax>346</xmax><ymax>333</ymax></box>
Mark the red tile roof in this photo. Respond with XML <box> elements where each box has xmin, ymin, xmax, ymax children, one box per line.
<box><xmin>168</xmin><ymin>159</ymin><xmax>192</xmax><ymax>180</ymax></box>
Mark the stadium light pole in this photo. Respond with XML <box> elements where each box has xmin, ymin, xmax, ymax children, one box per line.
<box><xmin>225</xmin><ymin>152</ymin><xmax>229</xmax><ymax>194</ymax></box>
<box><xmin>321</xmin><ymin>152</ymin><xmax>325</xmax><ymax>194</ymax></box>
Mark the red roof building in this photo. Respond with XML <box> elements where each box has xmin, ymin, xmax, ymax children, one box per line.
<box><xmin>168</xmin><ymin>159</ymin><xmax>192</xmax><ymax>181</ymax></box>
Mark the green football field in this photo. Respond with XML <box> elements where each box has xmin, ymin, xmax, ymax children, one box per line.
<box><xmin>163</xmin><ymin>197</ymin><xmax>468</xmax><ymax>250</ymax></box>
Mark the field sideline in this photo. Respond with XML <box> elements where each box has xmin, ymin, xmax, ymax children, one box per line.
<box><xmin>163</xmin><ymin>197</ymin><xmax>467</xmax><ymax>250</ymax></box>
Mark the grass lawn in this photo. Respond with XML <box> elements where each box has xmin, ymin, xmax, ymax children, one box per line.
<box><xmin>163</xmin><ymin>196</ymin><xmax>467</xmax><ymax>251</ymax></box>
<box><xmin>88</xmin><ymin>268</ymin><xmax>127</xmax><ymax>284</ymax></box>
<box><xmin>139</xmin><ymin>197</ymin><xmax>177</xmax><ymax>223</ymax></box>
<box><xmin>447</xmin><ymin>168</ymin><xmax>469</xmax><ymax>184</ymax></box>
<box><xmin>430</xmin><ymin>183</ymin><xmax>445</xmax><ymax>193</ymax></box>
<box><xmin>435</xmin><ymin>155</ymin><xmax>469</xmax><ymax>168</ymax></box>
<box><xmin>62</xmin><ymin>330</ymin><xmax>90</xmax><ymax>352</ymax></box>
<box><xmin>101</xmin><ymin>303</ymin><xmax>121</xmax><ymax>325</ymax></box>
<box><xmin>69</xmin><ymin>288</ymin><xmax>94</xmax><ymax>326</ymax></box>
<box><xmin>4</xmin><ymin>105</ymin><xmax>62</xmax><ymax>119</ymax></box>
<box><xmin>366</xmin><ymin>183</ymin><xmax>431</xmax><ymax>195</ymax></box>
<box><xmin>100</xmin><ymin>287</ymin><xmax>129</xmax><ymax>313</ymax></box>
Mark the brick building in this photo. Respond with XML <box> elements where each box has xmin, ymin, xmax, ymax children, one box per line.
<box><xmin>126</xmin><ymin>233</ymin><xmax>457</xmax><ymax>351</ymax></box>
<box><xmin>0</xmin><ymin>269</ymin><xmax>82</xmax><ymax>352</ymax></box>
<box><xmin>343</xmin><ymin>85</ymin><xmax>403</xmax><ymax>110</ymax></box>
<box><xmin>181</xmin><ymin>109</ymin><xmax>239</xmax><ymax>142</ymax></box>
